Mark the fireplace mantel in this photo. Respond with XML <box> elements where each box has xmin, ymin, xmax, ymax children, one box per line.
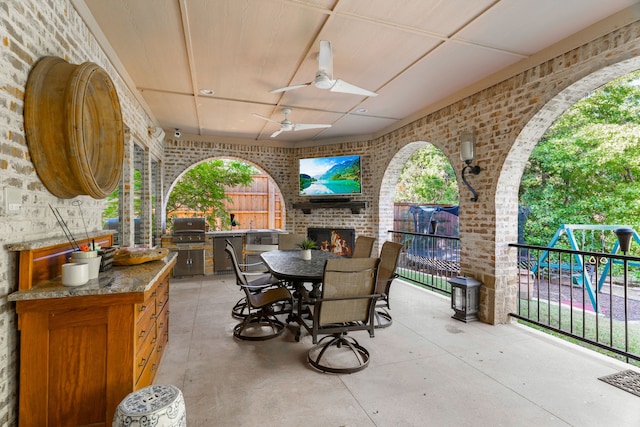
<box><xmin>293</xmin><ymin>201</ymin><xmax>367</xmax><ymax>214</ymax></box>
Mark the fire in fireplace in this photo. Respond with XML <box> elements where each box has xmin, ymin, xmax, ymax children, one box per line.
<box><xmin>307</xmin><ymin>228</ymin><xmax>355</xmax><ymax>257</ymax></box>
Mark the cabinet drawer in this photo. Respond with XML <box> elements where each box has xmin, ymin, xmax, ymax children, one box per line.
<box><xmin>156</xmin><ymin>302</ymin><xmax>169</xmax><ymax>354</ymax></box>
<box><xmin>135</xmin><ymin>316</ymin><xmax>155</xmax><ymax>354</ymax></box>
<box><xmin>136</xmin><ymin>346</ymin><xmax>160</xmax><ymax>389</ymax></box>
<box><xmin>135</xmin><ymin>300</ymin><xmax>155</xmax><ymax>325</ymax></box>
<box><xmin>135</xmin><ymin>321</ymin><xmax>156</xmax><ymax>382</ymax></box>
<box><xmin>157</xmin><ymin>284</ymin><xmax>169</xmax><ymax>314</ymax></box>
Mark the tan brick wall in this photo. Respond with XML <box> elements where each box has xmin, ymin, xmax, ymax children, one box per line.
<box><xmin>164</xmin><ymin>22</ymin><xmax>640</xmax><ymax>326</ymax></box>
<box><xmin>0</xmin><ymin>0</ymin><xmax>164</xmax><ymax>424</ymax></box>
<box><xmin>1</xmin><ymin>0</ymin><xmax>640</xmax><ymax>424</ymax></box>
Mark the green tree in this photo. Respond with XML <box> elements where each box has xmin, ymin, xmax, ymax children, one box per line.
<box><xmin>395</xmin><ymin>144</ymin><xmax>458</xmax><ymax>204</ymax></box>
<box><xmin>102</xmin><ymin>169</ymin><xmax>142</xmax><ymax>224</ymax></box>
<box><xmin>520</xmin><ymin>71</ymin><xmax>640</xmax><ymax>249</ymax></box>
<box><xmin>167</xmin><ymin>160</ymin><xmax>255</xmax><ymax>230</ymax></box>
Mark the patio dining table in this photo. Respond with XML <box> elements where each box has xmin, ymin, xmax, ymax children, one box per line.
<box><xmin>260</xmin><ymin>249</ymin><xmax>341</xmax><ymax>335</ymax></box>
<box><xmin>259</xmin><ymin>249</ymin><xmax>341</xmax><ymax>296</ymax></box>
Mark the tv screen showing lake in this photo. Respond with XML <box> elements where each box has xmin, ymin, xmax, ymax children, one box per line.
<box><xmin>300</xmin><ymin>180</ymin><xmax>360</xmax><ymax>195</ymax></box>
<box><xmin>299</xmin><ymin>155</ymin><xmax>361</xmax><ymax>195</ymax></box>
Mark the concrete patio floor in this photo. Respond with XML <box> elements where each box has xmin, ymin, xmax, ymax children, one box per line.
<box><xmin>155</xmin><ymin>274</ymin><xmax>640</xmax><ymax>426</ymax></box>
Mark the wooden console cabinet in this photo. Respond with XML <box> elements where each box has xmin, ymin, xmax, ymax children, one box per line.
<box><xmin>8</xmin><ymin>234</ymin><xmax>176</xmax><ymax>427</ymax></box>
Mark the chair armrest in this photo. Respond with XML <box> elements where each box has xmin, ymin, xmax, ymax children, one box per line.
<box><xmin>238</xmin><ymin>261</ymin><xmax>269</xmax><ymax>273</ymax></box>
<box><xmin>241</xmin><ymin>271</ymin><xmax>270</xmax><ymax>276</ymax></box>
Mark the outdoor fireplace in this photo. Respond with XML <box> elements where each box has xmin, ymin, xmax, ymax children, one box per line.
<box><xmin>308</xmin><ymin>228</ymin><xmax>355</xmax><ymax>257</ymax></box>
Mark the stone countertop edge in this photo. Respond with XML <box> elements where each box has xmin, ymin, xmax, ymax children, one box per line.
<box><xmin>6</xmin><ymin>230</ymin><xmax>116</xmax><ymax>251</ymax></box>
<box><xmin>8</xmin><ymin>252</ymin><xmax>177</xmax><ymax>302</ymax></box>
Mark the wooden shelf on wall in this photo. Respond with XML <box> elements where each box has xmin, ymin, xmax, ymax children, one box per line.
<box><xmin>293</xmin><ymin>201</ymin><xmax>367</xmax><ymax>214</ymax></box>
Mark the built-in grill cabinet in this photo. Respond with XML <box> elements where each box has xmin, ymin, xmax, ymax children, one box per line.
<box><xmin>172</xmin><ymin>218</ymin><xmax>206</xmax><ymax>277</ymax></box>
<box><xmin>213</xmin><ymin>235</ymin><xmax>243</xmax><ymax>274</ymax></box>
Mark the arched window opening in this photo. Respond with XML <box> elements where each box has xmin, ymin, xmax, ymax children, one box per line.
<box><xmin>166</xmin><ymin>158</ymin><xmax>284</xmax><ymax>232</ymax></box>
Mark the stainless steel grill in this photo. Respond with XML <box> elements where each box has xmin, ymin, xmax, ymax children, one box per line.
<box><xmin>172</xmin><ymin>218</ymin><xmax>206</xmax><ymax>243</ymax></box>
<box><xmin>172</xmin><ymin>218</ymin><xmax>206</xmax><ymax>277</ymax></box>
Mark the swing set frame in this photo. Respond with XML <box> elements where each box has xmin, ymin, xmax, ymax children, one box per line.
<box><xmin>531</xmin><ymin>224</ymin><xmax>640</xmax><ymax>312</ymax></box>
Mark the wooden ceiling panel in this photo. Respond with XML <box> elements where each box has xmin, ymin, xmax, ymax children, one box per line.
<box><xmin>457</xmin><ymin>0</ymin><xmax>639</xmax><ymax>55</ymax></box>
<box><xmin>187</xmin><ymin>0</ymin><xmax>328</xmax><ymax>102</ymax></box>
<box><xmin>76</xmin><ymin>0</ymin><xmax>639</xmax><ymax>143</ymax></box>
<box><xmin>85</xmin><ymin>0</ymin><xmax>193</xmax><ymax>93</ymax></box>
<box><xmin>336</xmin><ymin>0</ymin><xmax>497</xmax><ymax>36</ymax></box>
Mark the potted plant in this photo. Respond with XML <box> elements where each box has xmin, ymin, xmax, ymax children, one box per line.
<box><xmin>298</xmin><ymin>238</ymin><xmax>318</xmax><ymax>260</ymax></box>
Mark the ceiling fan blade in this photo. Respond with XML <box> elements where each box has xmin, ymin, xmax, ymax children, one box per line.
<box><xmin>330</xmin><ymin>79</ymin><xmax>378</xmax><ymax>97</ymax></box>
<box><xmin>270</xmin><ymin>129</ymin><xmax>284</xmax><ymax>138</ymax></box>
<box><xmin>269</xmin><ymin>82</ymin><xmax>311</xmax><ymax>94</ymax></box>
<box><xmin>252</xmin><ymin>113</ymin><xmax>280</xmax><ymax>124</ymax></box>
<box><xmin>292</xmin><ymin>123</ymin><xmax>332</xmax><ymax>132</ymax></box>
<box><xmin>318</xmin><ymin>40</ymin><xmax>333</xmax><ymax>79</ymax></box>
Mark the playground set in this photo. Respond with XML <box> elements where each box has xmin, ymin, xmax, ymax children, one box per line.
<box><xmin>531</xmin><ymin>224</ymin><xmax>640</xmax><ymax>311</ymax></box>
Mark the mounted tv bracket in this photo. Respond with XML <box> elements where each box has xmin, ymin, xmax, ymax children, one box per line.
<box><xmin>293</xmin><ymin>201</ymin><xmax>367</xmax><ymax>214</ymax></box>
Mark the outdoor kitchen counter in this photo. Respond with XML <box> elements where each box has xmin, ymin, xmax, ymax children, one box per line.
<box><xmin>10</xmin><ymin>238</ymin><xmax>176</xmax><ymax>426</ymax></box>
<box><xmin>8</xmin><ymin>252</ymin><xmax>177</xmax><ymax>301</ymax></box>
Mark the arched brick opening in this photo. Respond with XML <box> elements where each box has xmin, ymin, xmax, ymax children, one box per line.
<box><xmin>163</xmin><ymin>155</ymin><xmax>286</xmax><ymax>229</ymax></box>
<box><xmin>378</xmin><ymin>141</ymin><xmax>455</xmax><ymax>246</ymax></box>
<box><xmin>496</xmin><ymin>57</ymin><xmax>640</xmax><ymax>322</ymax></box>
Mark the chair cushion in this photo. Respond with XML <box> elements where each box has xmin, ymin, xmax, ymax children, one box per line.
<box><xmin>249</xmin><ymin>286</ymin><xmax>291</xmax><ymax>308</ymax></box>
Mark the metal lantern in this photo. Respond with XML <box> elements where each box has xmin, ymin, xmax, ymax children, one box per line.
<box><xmin>448</xmin><ymin>276</ymin><xmax>482</xmax><ymax>322</ymax></box>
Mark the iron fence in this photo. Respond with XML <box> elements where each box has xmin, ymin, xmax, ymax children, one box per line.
<box><xmin>509</xmin><ymin>242</ymin><xmax>640</xmax><ymax>365</ymax></box>
<box><xmin>387</xmin><ymin>230</ymin><xmax>460</xmax><ymax>295</ymax></box>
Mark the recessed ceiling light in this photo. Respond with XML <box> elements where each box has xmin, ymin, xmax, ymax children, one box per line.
<box><xmin>356</xmin><ymin>108</ymin><xmax>367</xmax><ymax>113</ymax></box>
<box><xmin>199</xmin><ymin>88</ymin><xmax>214</xmax><ymax>95</ymax></box>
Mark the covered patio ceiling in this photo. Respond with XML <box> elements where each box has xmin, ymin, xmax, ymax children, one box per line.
<box><xmin>73</xmin><ymin>0</ymin><xmax>640</xmax><ymax>143</ymax></box>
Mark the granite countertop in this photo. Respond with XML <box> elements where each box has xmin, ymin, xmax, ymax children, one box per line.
<box><xmin>8</xmin><ymin>252</ymin><xmax>177</xmax><ymax>302</ymax></box>
<box><xmin>6</xmin><ymin>230</ymin><xmax>115</xmax><ymax>251</ymax></box>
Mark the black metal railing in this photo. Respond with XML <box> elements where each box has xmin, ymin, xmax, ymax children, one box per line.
<box><xmin>509</xmin><ymin>243</ymin><xmax>640</xmax><ymax>365</ymax></box>
<box><xmin>388</xmin><ymin>230</ymin><xmax>460</xmax><ymax>295</ymax></box>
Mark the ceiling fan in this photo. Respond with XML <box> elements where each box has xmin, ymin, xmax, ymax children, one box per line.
<box><xmin>253</xmin><ymin>108</ymin><xmax>332</xmax><ymax>138</ymax></box>
<box><xmin>270</xmin><ymin>40</ymin><xmax>378</xmax><ymax>97</ymax></box>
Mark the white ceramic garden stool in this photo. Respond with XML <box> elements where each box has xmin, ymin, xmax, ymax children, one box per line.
<box><xmin>113</xmin><ymin>384</ymin><xmax>186</xmax><ymax>427</ymax></box>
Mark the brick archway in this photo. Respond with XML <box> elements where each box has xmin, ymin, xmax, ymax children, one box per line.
<box><xmin>495</xmin><ymin>57</ymin><xmax>640</xmax><ymax>322</ymax></box>
<box><xmin>163</xmin><ymin>155</ymin><xmax>286</xmax><ymax>229</ymax></box>
<box><xmin>378</xmin><ymin>141</ymin><xmax>453</xmax><ymax>246</ymax></box>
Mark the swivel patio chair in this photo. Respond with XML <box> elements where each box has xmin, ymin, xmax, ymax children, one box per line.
<box><xmin>374</xmin><ymin>241</ymin><xmax>403</xmax><ymax>328</ymax></box>
<box><xmin>352</xmin><ymin>235</ymin><xmax>376</xmax><ymax>258</ymax></box>
<box><xmin>225</xmin><ymin>240</ymin><xmax>292</xmax><ymax>341</ymax></box>
<box><xmin>301</xmin><ymin>257</ymin><xmax>381</xmax><ymax>373</ymax></box>
<box><xmin>225</xmin><ymin>239</ymin><xmax>282</xmax><ymax>319</ymax></box>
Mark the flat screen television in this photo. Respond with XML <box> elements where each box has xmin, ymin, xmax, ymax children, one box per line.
<box><xmin>299</xmin><ymin>155</ymin><xmax>361</xmax><ymax>196</ymax></box>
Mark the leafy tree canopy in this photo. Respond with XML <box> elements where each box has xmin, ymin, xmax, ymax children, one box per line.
<box><xmin>167</xmin><ymin>160</ymin><xmax>256</xmax><ymax>230</ymax></box>
<box><xmin>520</xmin><ymin>70</ymin><xmax>640</xmax><ymax>249</ymax></box>
<box><xmin>395</xmin><ymin>143</ymin><xmax>458</xmax><ymax>205</ymax></box>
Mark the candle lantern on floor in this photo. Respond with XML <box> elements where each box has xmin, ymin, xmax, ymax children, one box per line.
<box><xmin>448</xmin><ymin>275</ymin><xmax>481</xmax><ymax>322</ymax></box>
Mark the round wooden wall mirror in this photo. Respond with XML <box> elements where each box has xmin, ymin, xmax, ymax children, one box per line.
<box><xmin>25</xmin><ymin>56</ymin><xmax>124</xmax><ymax>199</ymax></box>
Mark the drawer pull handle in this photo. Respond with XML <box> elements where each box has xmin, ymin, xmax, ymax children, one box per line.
<box><xmin>138</xmin><ymin>305</ymin><xmax>147</xmax><ymax>313</ymax></box>
<box><xmin>138</xmin><ymin>330</ymin><xmax>146</xmax><ymax>339</ymax></box>
<box><xmin>138</xmin><ymin>357</ymin><xmax>146</xmax><ymax>367</ymax></box>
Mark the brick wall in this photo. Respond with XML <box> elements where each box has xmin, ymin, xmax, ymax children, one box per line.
<box><xmin>164</xmin><ymin>22</ymin><xmax>640</xmax><ymax>326</ymax></box>
<box><xmin>1</xmin><ymin>0</ymin><xmax>640</xmax><ymax>424</ymax></box>
<box><xmin>0</xmin><ymin>1</ymin><xmax>163</xmax><ymax>424</ymax></box>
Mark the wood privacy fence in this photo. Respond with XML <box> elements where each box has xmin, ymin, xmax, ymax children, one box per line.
<box><xmin>169</xmin><ymin>175</ymin><xmax>283</xmax><ymax>231</ymax></box>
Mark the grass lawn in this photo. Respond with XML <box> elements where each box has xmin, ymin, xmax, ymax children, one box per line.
<box><xmin>516</xmin><ymin>297</ymin><xmax>640</xmax><ymax>367</ymax></box>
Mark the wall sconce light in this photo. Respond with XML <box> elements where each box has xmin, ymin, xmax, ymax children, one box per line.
<box><xmin>460</xmin><ymin>129</ymin><xmax>481</xmax><ymax>202</ymax></box>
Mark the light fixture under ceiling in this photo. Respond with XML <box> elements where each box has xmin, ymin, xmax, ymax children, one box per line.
<box><xmin>460</xmin><ymin>129</ymin><xmax>481</xmax><ymax>202</ymax></box>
